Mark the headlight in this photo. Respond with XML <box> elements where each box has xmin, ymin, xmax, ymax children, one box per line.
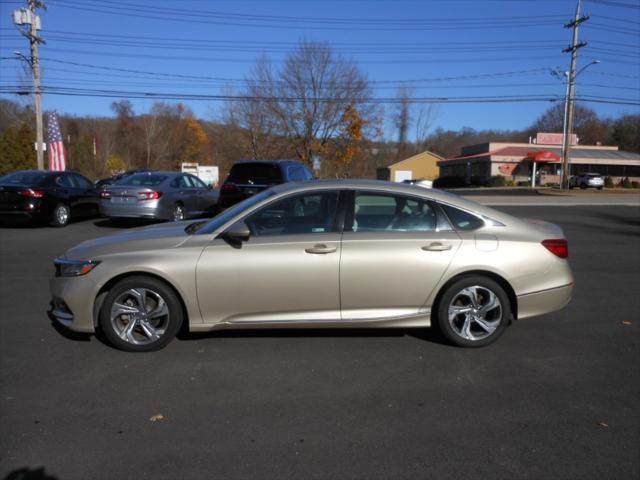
<box><xmin>54</xmin><ymin>258</ymin><xmax>101</xmax><ymax>277</ymax></box>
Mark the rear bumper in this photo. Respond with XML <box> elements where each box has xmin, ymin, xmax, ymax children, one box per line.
<box><xmin>517</xmin><ymin>283</ymin><xmax>573</xmax><ymax>320</ymax></box>
<box><xmin>100</xmin><ymin>200</ymin><xmax>167</xmax><ymax>220</ymax></box>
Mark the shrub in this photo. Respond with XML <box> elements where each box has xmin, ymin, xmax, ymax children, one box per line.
<box><xmin>604</xmin><ymin>176</ymin><xmax>614</xmax><ymax>188</ymax></box>
<box><xmin>489</xmin><ymin>175</ymin><xmax>507</xmax><ymax>187</ymax></box>
<box><xmin>517</xmin><ymin>181</ymin><xmax>530</xmax><ymax>187</ymax></box>
<box><xmin>433</xmin><ymin>176</ymin><xmax>467</xmax><ymax>188</ymax></box>
<box><xmin>622</xmin><ymin>177</ymin><xmax>632</xmax><ymax>189</ymax></box>
<box><xmin>632</xmin><ymin>181</ymin><xmax>639</xmax><ymax>189</ymax></box>
<box><xmin>505</xmin><ymin>179</ymin><xmax>515</xmax><ymax>187</ymax></box>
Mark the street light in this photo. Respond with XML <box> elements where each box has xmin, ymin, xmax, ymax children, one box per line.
<box><xmin>551</xmin><ymin>60</ymin><xmax>600</xmax><ymax>188</ymax></box>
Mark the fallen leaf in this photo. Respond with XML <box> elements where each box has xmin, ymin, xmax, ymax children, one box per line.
<box><xmin>149</xmin><ymin>414</ymin><xmax>164</xmax><ymax>422</ymax></box>
<box><xmin>622</xmin><ymin>320</ymin><xmax>632</xmax><ymax>326</ymax></box>
<box><xmin>598</xmin><ymin>422</ymin><xmax>609</xmax><ymax>428</ymax></box>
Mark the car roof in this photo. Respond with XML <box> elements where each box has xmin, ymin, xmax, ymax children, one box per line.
<box><xmin>233</xmin><ymin>160</ymin><xmax>307</xmax><ymax>167</ymax></box>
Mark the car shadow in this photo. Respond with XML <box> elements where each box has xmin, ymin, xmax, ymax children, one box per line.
<box><xmin>4</xmin><ymin>467</ymin><xmax>58</xmax><ymax>480</ymax></box>
<box><xmin>93</xmin><ymin>218</ymin><xmax>164</xmax><ymax>229</ymax></box>
<box><xmin>47</xmin><ymin>311</ymin><xmax>91</xmax><ymax>342</ymax></box>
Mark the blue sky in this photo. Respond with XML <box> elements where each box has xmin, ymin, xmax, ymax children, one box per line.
<box><xmin>0</xmin><ymin>0</ymin><xmax>638</xmax><ymax>140</ymax></box>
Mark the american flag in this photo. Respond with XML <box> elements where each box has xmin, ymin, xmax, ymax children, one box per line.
<box><xmin>47</xmin><ymin>111</ymin><xmax>66</xmax><ymax>171</ymax></box>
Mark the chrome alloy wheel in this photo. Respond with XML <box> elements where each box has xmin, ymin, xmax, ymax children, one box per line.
<box><xmin>110</xmin><ymin>288</ymin><xmax>169</xmax><ymax>345</ymax></box>
<box><xmin>448</xmin><ymin>286</ymin><xmax>503</xmax><ymax>341</ymax></box>
<box><xmin>56</xmin><ymin>205</ymin><xmax>70</xmax><ymax>225</ymax></box>
<box><xmin>173</xmin><ymin>205</ymin><xmax>185</xmax><ymax>222</ymax></box>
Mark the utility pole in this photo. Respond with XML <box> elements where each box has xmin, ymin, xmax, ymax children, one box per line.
<box><xmin>560</xmin><ymin>0</ymin><xmax>589</xmax><ymax>190</ymax></box>
<box><xmin>13</xmin><ymin>1</ymin><xmax>46</xmax><ymax>170</ymax></box>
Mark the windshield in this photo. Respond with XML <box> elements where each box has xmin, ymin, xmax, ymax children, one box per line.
<box><xmin>227</xmin><ymin>163</ymin><xmax>282</xmax><ymax>185</ymax></box>
<box><xmin>118</xmin><ymin>174</ymin><xmax>168</xmax><ymax>186</ymax></box>
<box><xmin>194</xmin><ymin>189</ymin><xmax>276</xmax><ymax>234</ymax></box>
<box><xmin>1</xmin><ymin>171</ymin><xmax>50</xmax><ymax>186</ymax></box>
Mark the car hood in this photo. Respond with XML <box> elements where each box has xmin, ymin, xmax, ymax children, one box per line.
<box><xmin>62</xmin><ymin>221</ymin><xmax>194</xmax><ymax>260</ymax></box>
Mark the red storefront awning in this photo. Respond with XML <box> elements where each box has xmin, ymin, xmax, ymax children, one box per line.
<box><xmin>527</xmin><ymin>150</ymin><xmax>561</xmax><ymax>163</ymax></box>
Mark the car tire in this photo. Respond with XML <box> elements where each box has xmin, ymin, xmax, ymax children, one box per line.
<box><xmin>434</xmin><ymin>276</ymin><xmax>511</xmax><ymax>348</ymax></box>
<box><xmin>50</xmin><ymin>203</ymin><xmax>70</xmax><ymax>227</ymax></box>
<box><xmin>98</xmin><ymin>275</ymin><xmax>184</xmax><ymax>352</ymax></box>
<box><xmin>580</xmin><ymin>183</ymin><xmax>587</xmax><ymax>189</ymax></box>
<box><xmin>597</xmin><ymin>187</ymin><xmax>603</xmax><ymax>190</ymax></box>
<box><xmin>172</xmin><ymin>203</ymin><xmax>185</xmax><ymax>222</ymax></box>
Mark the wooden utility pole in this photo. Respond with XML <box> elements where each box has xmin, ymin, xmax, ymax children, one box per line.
<box><xmin>13</xmin><ymin>1</ymin><xmax>46</xmax><ymax>170</ymax></box>
<box><xmin>560</xmin><ymin>0</ymin><xmax>589</xmax><ymax>190</ymax></box>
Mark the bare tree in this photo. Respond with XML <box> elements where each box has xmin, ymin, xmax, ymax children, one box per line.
<box><xmin>414</xmin><ymin>102</ymin><xmax>439</xmax><ymax>151</ymax></box>
<box><xmin>394</xmin><ymin>85</ymin><xmax>412</xmax><ymax>158</ymax></box>
<box><xmin>229</xmin><ymin>41</ymin><xmax>380</xmax><ymax>170</ymax></box>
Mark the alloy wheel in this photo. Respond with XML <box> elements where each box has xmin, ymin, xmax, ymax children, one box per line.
<box><xmin>173</xmin><ymin>205</ymin><xmax>185</xmax><ymax>222</ymax></box>
<box><xmin>109</xmin><ymin>288</ymin><xmax>170</xmax><ymax>345</ymax></box>
<box><xmin>56</xmin><ymin>205</ymin><xmax>70</xmax><ymax>225</ymax></box>
<box><xmin>447</xmin><ymin>285</ymin><xmax>503</xmax><ymax>341</ymax></box>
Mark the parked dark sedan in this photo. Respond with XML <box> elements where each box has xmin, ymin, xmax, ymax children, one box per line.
<box><xmin>218</xmin><ymin>160</ymin><xmax>313</xmax><ymax>209</ymax></box>
<box><xmin>0</xmin><ymin>170</ymin><xmax>99</xmax><ymax>227</ymax></box>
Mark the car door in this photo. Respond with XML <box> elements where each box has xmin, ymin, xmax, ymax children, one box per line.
<box><xmin>71</xmin><ymin>173</ymin><xmax>99</xmax><ymax>217</ymax></box>
<box><xmin>195</xmin><ymin>190</ymin><xmax>343</xmax><ymax>325</ymax></box>
<box><xmin>175</xmin><ymin>175</ymin><xmax>199</xmax><ymax>216</ymax></box>
<box><xmin>187</xmin><ymin>174</ymin><xmax>216</xmax><ymax>215</ymax></box>
<box><xmin>54</xmin><ymin>173</ymin><xmax>82</xmax><ymax>216</ymax></box>
<box><xmin>339</xmin><ymin>190</ymin><xmax>462</xmax><ymax>321</ymax></box>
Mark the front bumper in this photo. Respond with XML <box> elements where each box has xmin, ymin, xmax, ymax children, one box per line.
<box><xmin>517</xmin><ymin>283</ymin><xmax>573</xmax><ymax>320</ymax></box>
<box><xmin>49</xmin><ymin>275</ymin><xmax>98</xmax><ymax>333</ymax></box>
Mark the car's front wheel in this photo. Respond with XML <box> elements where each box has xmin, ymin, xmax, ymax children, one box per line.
<box><xmin>172</xmin><ymin>203</ymin><xmax>185</xmax><ymax>222</ymax></box>
<box><xmin>435</xmin><ymin>276</ymin><xmax>511</xmax><ymax>347</ymax></box>
<box><xmin>99</xmin><ymin>276</ymin><xmax>184</xmax><ymax>352</ymax></box>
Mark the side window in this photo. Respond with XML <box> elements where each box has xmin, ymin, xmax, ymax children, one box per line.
<box><xmin>176</xmin><ymin>176</ymin><xmax>191</xmax><ymax>188</ymax></box>
<box><xmin>287</xmin><ymin>166</ymin><xmax>303</xmax><ymax>181</ymax></box>
<box><xmin>56</xmin><ymin>174</ymin><xmax>75</xmax><ymax>188</ymax></box>
<box><xmin>440</xmin><ymin>204</ymin><xmax>485</xmax><ymax>231</ymax></box>
<box><xmin>72</xmin><ymin>174</ymin><xmax>92</xmax><ymax>189</ymax></box>
<box><xmin>245</xmin><ymin>191</ymin><xmax>339</xmax><ymax>237</ymax></box>
<box><xmin>351</xmin><ymin>192</ymin><xmax>437</xmax><ymax>233</ymax></box>
<box><xmin>303</xmin><ymin>168</ymin><xmax>314</xmax><ymax>180</ymax></box>
<box><xmin>189</xmin><ymin>175</ymin><xmax>207</xmax><ymax>188</ymax></box>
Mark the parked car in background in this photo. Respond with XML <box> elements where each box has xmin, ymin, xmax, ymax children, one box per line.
<box><xmin>95</xmin><ymin>169</ymin><xmax>155</xmax><ymax>190</ymax></box>
<box><xmin>51</xmin><ymin>180</ymin><xmax>573</xmax><ymax>352</ymax></box>
<box><xmin>100</xmin><ymin>171</ymin><xmax>219</xmax><ymax>222</ymax></box>
<box><xmin>569</xmin><ymin>173</ymin><xmax>604</xmax><ymax>190</ymax></box>
<box><xmin>218</xmin><ymin>160</ymin><xmax>313</xmax><ymax>209</ymax></box>
<box><xmin>0</xmin><ymin>170</ymin><xmax>99</xmax><ymax>227</ymax></box>
<box><xmin>403</xmin><ymin>178</ymin><xmax>434</xmax><ymax>189</ymax></box>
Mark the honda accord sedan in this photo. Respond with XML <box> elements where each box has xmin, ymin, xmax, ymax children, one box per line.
<box><xmin>50</xmin><ymin>180</ymin><xmax>573</xmax><ymax>351</ymax></box>
<box><xmin>100</xmin><ymin>171</ymin><xmax>219</xmax><ymax>222</ymax></box>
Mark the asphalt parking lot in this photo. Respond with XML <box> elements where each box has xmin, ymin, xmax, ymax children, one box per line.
<box><xmin>1</xmin><ymin>205</ymin><xmax>639</xmax><ymax>480</ymax></box>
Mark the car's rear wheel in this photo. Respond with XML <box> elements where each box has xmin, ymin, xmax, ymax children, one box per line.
<box><xmin>435</xmin><ymin>276</ymin><xmax>510</xmax><ymax>347</ymax></box>
<box><xmin>99</xmin><ymin>276</ymin><xmax>183</xmax><ymax>352</ymax></box>
<box><xmin>50</xmin><ymin>203</ymin><xmax>70</xmax><ymax>227</ymax></box>
<box><xmin>172</xmin><ymin>203</ymin><xmax>185</xmax><ymax>222</ymax></box>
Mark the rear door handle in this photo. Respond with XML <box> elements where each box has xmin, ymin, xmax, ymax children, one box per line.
<box><xmin>422</xmin><ymin>242</ymin><xmax>452</xmax><ymax>251</ymax></box>
<box><xmin>305</xmin><ymin>244</ymin><xmax>337</xmax><ymax>254</ymax></box>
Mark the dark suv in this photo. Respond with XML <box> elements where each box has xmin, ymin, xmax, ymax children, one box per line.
<box><xmin>219</xmin><ymin>160</ymin><xmax>314</xmax><ymax>208</ymax></box>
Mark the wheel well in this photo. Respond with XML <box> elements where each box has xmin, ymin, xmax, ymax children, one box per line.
<box><xmin>431</xmin><ymin>270</ymin><xmax>518</xmax><ymax>322</ymax></box>
<box><xmin>93</xmin><ymin>271</ymin><xmax>189</xmax><ymax>328</ymax></box>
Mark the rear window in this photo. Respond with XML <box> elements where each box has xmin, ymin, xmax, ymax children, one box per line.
<box><xmin>227</xmin><ymin>163</ymin><xmax>282</xmax><ymax>185</ymax></box>
<box><xmin>1</xmin><ymin>171</ymin><xmax>50</xmax><ymax>186</ymax></box>
<box><xmin>119</xmin><ymin>174</ymin><xmax>168</xmax><ymax>186</ymax></box>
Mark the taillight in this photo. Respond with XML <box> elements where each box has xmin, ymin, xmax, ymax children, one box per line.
<box><xmin>221</xmin><ymin>183</ymin><xmax>237</xmax><ymax>192</ymax></box>
<box><xmin>19</xmin><ymin>189</ymin><xmax>45</xmax><ymax>198</ymax></box>
<box><xmin>100</xmin><ymin>191</ymin><xmax>111</xmax><ymax>199</ymax></box>
<box><xmin>137</xmin><ymin>191</ymin><xmax>162</xmax><ymax>201</ymax></box>
<box><xmin>542</xmin><ymin>239</ymin><xmax>568</xmax><ymax>259</ymax></box>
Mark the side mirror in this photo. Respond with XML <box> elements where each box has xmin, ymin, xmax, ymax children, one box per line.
<box><xmin>223</xmin><ymin>221</ymin><xmax>250</xmax><ymax>242</ymax></box>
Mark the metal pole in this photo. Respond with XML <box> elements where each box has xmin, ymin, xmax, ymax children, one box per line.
<box><xmin>28</xmin><ymin>0</ymin><xmax>44</xmax><ymax>170</ymax></box>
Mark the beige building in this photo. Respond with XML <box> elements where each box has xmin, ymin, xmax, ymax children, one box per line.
<box><xmin>438</xmin><ymin>135</ymin><xmax>640</xmax><ymax>185</ymax></box>
<box><xmin>377</xmin><ymin>151</ymin><xmax>442</xmax><ymax>183</ymax></box>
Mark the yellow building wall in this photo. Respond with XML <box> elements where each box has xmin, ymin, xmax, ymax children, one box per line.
<box><xmin>388</xmin><ymin>151</ymin><xmax>442</xmax><ymax>181</ymax></box>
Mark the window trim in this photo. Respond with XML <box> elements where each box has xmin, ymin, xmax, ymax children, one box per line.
<box><xmin>436</xmin><ymin>200</ymin><xmax>504</xmax><ymax>231</ymax></box>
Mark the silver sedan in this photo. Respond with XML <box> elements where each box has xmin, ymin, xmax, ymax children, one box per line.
<box><xmin>51</xmin><ymin>180</ymin><xmax>573</xmax><ymax>351</ymax></box>
<box><xmin>100</xmin><ymin>171</ymin><xmax>219</xmax><ymax>222</ymax></box>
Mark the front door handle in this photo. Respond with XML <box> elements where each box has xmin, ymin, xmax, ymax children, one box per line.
<box><xmin>305</xmin><ymin>244</ymin><xmax>337</xmax><ymax>254</ymax></box>
<box><xmin>422</xmin><ymin>242</ymin><xmax>452</xmax><ymax>251</ymax></box>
